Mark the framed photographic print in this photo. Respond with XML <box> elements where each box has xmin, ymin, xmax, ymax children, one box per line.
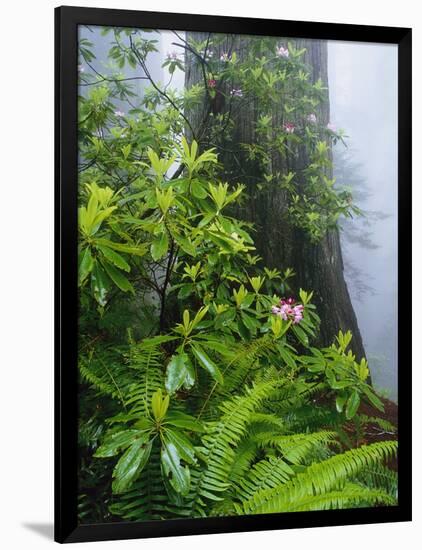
<box><xmin>55</xmin><ymin>5</ymin><xmax>412</xmax><ymax>543</ymax></box>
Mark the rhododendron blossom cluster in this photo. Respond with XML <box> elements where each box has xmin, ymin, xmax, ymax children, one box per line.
<box><xmin>272</xmin><ymin>298</ymin><xmax>304</xmax><ymax>324</ymax></box>
<box><xmin>283</xmin><ymin>122</ymin><xmax>295</xmax><ymax>134</ymax></box>
<box><xmin>276</xmin><ymin>45</ymin><xmax>289</xmax><ymax>58</ymax></box>
<box><xmin>230</xmin><ymin>88</ymin><xmax>243</xmax><ymax>97</ymax></box>
<box><xmin>166</xmin><ymin>51</ymin><xmax>180</xmax><ymax>60</ymax></box>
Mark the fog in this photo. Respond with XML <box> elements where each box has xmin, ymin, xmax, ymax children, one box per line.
<box><xmin>328</xmin><ymin>41</ymin><xmax>398</xmax><ymax>400</ymax></box>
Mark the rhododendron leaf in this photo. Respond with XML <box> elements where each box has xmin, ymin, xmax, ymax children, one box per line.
<box><xmin>330</xmin><ymin>378</ymin><xmax>351</xmax><ymax>390</ymax></box>
<box><xmin>112</xmin><ymin>436</ymin><xmax>152</xmax><ymax>494</ymax></box>
<box><xmin>101</xmin><ymin>260</ymin><xmax>134</xmax><ymax>294</ymax></box>
<box><xmin>164</xmin><ymin>428</ymin><xmax>196</xmax><ymax>464</ymax></box>
<box><xmin>278</xmin><ymin>346</ymin><xmax>297</xmax><ymax>369</ymax></box>
<box><xmin>151</xmin><ymin>231</ymin><xmax>169</xmax><ymax>261</ymax></box>
<box><xmin>94</xmin><ymin>429</ymin><xmax>141</xmax><ymax>458</ymax></box>
<box><xmin>292</xmin><ymin>324</ymin><xmax>309</xmax><ymax>345</ymax></box>
<box><xmin>78</xmin><ymin>247</ymin><xmax>94</xmax><ymax>285</ymax></box>
<box><xmin>165</xmin><ymin>353</ymin><xmax>195</xmax><ymax>394</ymax></box>
<box><xmin>178</xmin><ymin>284</ymin><xmax>194</xmax><ymax>299</ymax></box>
<box><xmin>97</xmin><ymin>245</ymin><xmax>130</xmax><ymax>272</ymax></box>
<box><xmin>362</xmin><ymin>386</ymin><xmax>385</xmax><ymax>412</ymax></box>
<box><xmin>165</xmin><ymin>411</ymin><xmax>204</xmax><ymax>432</ymax></box>
<box><xmin>236</xmin><ymin>319</ymin><xmax>250</xmax><ymax>340</ymax></box>
<box><xmin>335</xmin><ymin>393</ymin><xmax>348</xmax><ymax>413</ymax></box>
<box><xmin>174</xmin><ymin>235</ymin><xmax>196</xmax><ymax>256</ymax></box>
<box><xmin>91</xmin><ymin>262</ymin><xmax>110</xmax><ymax>306</ymax></box>
<box><xmin>161</xmin><ymin>441</ymin><xmax>191</xmax><ymax>495</ymax></box>
<box><xmin>191</xmin><ymin>344</ymin><xmax>223</xmax><ymax>384</ymax></box>
<box><xmin>151</xmin><ymin>389</ymin><xmax>170</xmax><ymax>422</ymax></box>
<box><xmin>345</xmin><ymin>391</ymin><xmax>360</xmax><ymax>419</ymax></box>
<box><xmin>191</xmin><ymin>180</ymin><xmax>208</xmax><ymax>199</ymax></box>
<box><xmin>94</xmin><ymin>237</ymin><xmax>148</xmax><ymax>257</ymax></box>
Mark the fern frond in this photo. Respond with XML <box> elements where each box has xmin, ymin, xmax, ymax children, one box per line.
<box><xmin>283</xmin><ymin>482</ymin><xmax>396</xmax><ymax>511</ymax></box>
<box><xmin>284</xmin><ymin>404</ymin><xmax>343</xmax><ymax>433</ymax></box>
<box><xmin>358</xmin><ymin>415</ymin><xmax>397</xmax><ymax>435</ymax></box>
<box><xmin>356</xmin><ymin>464</ymin><xmax>398</xmax><ymax>498</ymax></box>
<box><xmin>123</xmin><ymin>337</ymin><xmax>165</xmax><ymax>416</ymax></box>
<box><xmin>189</xmin><ymin>379</ymin><xmax>280</xmax><ymax>515</ymax></box>
<box><xmin>217</xmin><ymin>336</ymin><xmax>275</xmax><ymax>394</ymax></box>
<box><xmin>79</xmin><ymin>347</ymin><xmax>133</xmax><ymax>407</ymax></box>
<box><xmin>80</xmin><ymin>337</ymin><xmax>166</xmax><ymax>422</ymax></box>
<box><xmin>240</xmin><ymin>440</ymin><xmax>397</xmax><ymax>514</ymax></box>
<box><xmin>248</xmin><ymin>412</ymin><xmax>285</xmax><ymax>431</ymax></box>
<box><xmin>234</xmin><ymin>456</ymin><xmax>294</xmax><ymax>506</ymax></box>
<box><xmin>227</xmin><ymin>438</ymin><xmax>259</xmax><ymax>487</ymax></box>
<box><xmin>253</xmin><ymin>430</ymin><xmax>338</xmax><ymax>464</ymax></box>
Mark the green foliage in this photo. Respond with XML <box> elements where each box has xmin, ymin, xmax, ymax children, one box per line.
<box><xmin>237</xmin><ymin>440</ymin><xmax>397</xmax><ymax>514</ymax></box>
<box><xmin>76</xmin><ymin>26</ymin><xmax>397</xmax><ymax>524</ymax></box>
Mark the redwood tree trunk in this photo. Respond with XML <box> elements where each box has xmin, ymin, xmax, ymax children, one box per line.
<box><xmin>185</xmin><ymin>34</ymin><xmax>366</xmax><ymax>361</ymax></box>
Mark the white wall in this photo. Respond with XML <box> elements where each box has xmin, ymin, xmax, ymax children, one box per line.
<box><xmin>1</xmin><ymin>1</ymin><xmax>418</xmax><ymax>549</ymax></box>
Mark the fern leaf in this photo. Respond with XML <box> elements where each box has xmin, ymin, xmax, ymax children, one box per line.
<box><xmin>253</xmin><ymin>430</ymin><xmax>338</xmax><ymax>464</ymax></box>
<box><xmin>240</xmin><ymin>440</ymin><xmax>398</xmax><ymax>514</ymax></box>
<box><xmin>189</xmin><ymin>380</ymin><xmax>280</xmax><ymax>515</ymax></box>
<box><xmin>285</xmin><ymin>482</ymin><xmax>396</xmax><ymax>511</ymax></box>
<box><xmin>234</xmin><ymin>456</ymin><xmax>294</xmax><ymax>507</ymax></box>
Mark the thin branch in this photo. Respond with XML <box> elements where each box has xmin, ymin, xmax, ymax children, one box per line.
<box><xmin>159</xmin><ymin>235</ymin><xmax>178</xmax><ymax>332</ymax></box>
<box><xmin>129</xmin><ymin>35</ymin><xmax>197</xmax><ymax>141</ymax></box>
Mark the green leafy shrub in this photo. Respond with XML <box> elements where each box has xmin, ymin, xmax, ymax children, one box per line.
<box><xmin>77</xmin><ymin>28</ymin><xmax>396</xmax><ymax>523</ymax></box>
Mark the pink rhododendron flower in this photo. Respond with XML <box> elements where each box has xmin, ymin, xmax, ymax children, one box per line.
<box><xmin>307</xmin><ymin>113</ymin><xmax>317</xmax><ymax>124</ymax></box>
<box><xmin>272</xmin><ymin>298</ymin><xmax>304</xmax><ymax>324</ymax></box>
<box><xmin>166</xmin><ymin>51</ymin><xmax>179</xmax><ymax>60</ymax></box>
<box><xmin>276</xmin><ymin>45</ymin><xmax>289</xmax><ymax>58</ymax></box>
<box><xmin>283</xmin><ymin>122</ymin><xmax>295</xmax><ymax>134</ymax></box>
<box><xmin>114</xmin><ymin>110</ymin><xmax>125</xmax><ymax>118</ymax></box>
<box><xmin>327</xmin><ymin>122</ymin><xmax>337</xmax><ymax>132</ymax></box>
<box><xmin>207</xmin><ymin>79</ymin><xmax>217</xmax><ymax>88</ymax></box>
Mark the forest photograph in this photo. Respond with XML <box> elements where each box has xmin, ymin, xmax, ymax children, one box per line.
<box><xmin>76</xmin><ymin>24</ymin><xmax>399</xmax><ymax>524</ymax></box>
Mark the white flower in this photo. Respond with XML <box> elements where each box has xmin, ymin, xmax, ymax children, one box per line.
<box><xmin>230</xmin><ymin>88</ymin><xmax>243</xmax><ymax>98</ymax></box>
<box><xmin>276</xmin><ymin>45</ymin><xmax>289</xmax><ymax>58</ymax></box>
<box><xmin>114</xmin><ymin>110</ymin><xmax>125</xmax><ymax>118</ymax></box>
<box><xmin>166</xmin><ymin>51</ymin><xmax>179</xmax><ymax>60</ymax></box>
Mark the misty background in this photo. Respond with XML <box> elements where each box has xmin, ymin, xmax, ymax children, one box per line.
<box><xmin>328</xmin><ymin>41</ymin><xmax>398</xmax><ymax>400</ymax></box>
<box><xmin>79</xmin><ymin>27</ymin><xmax>398</xmax><ymax>400</ymax></box>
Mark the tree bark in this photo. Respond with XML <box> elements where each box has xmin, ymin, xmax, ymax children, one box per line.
<box><xmin>185</xmin><ymin>34</ymin><xmax>366</xmax><ymax>361</ymax></box>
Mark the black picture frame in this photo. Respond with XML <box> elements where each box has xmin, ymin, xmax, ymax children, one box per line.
<box><xmin>55</xmin><ymin>5</ymin><xmax>412</xmax><ymax>543</ymax></box>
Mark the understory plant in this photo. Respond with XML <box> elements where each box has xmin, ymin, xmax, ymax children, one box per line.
<box><xmin>77</xmin><ymin>28</ymin><xmax>397</xmax><ymax>523</ymax></box>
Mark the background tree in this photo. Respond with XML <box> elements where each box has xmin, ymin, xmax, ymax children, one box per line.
<box><xmin>184</xmin><ymin>33</ymin><xmax>366</xmax><ymax>360</ymax></box>
<box><xmin>333</xmin><ymin>146</ymin><xmax>391</xmax><ymax>302</ymax></box>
